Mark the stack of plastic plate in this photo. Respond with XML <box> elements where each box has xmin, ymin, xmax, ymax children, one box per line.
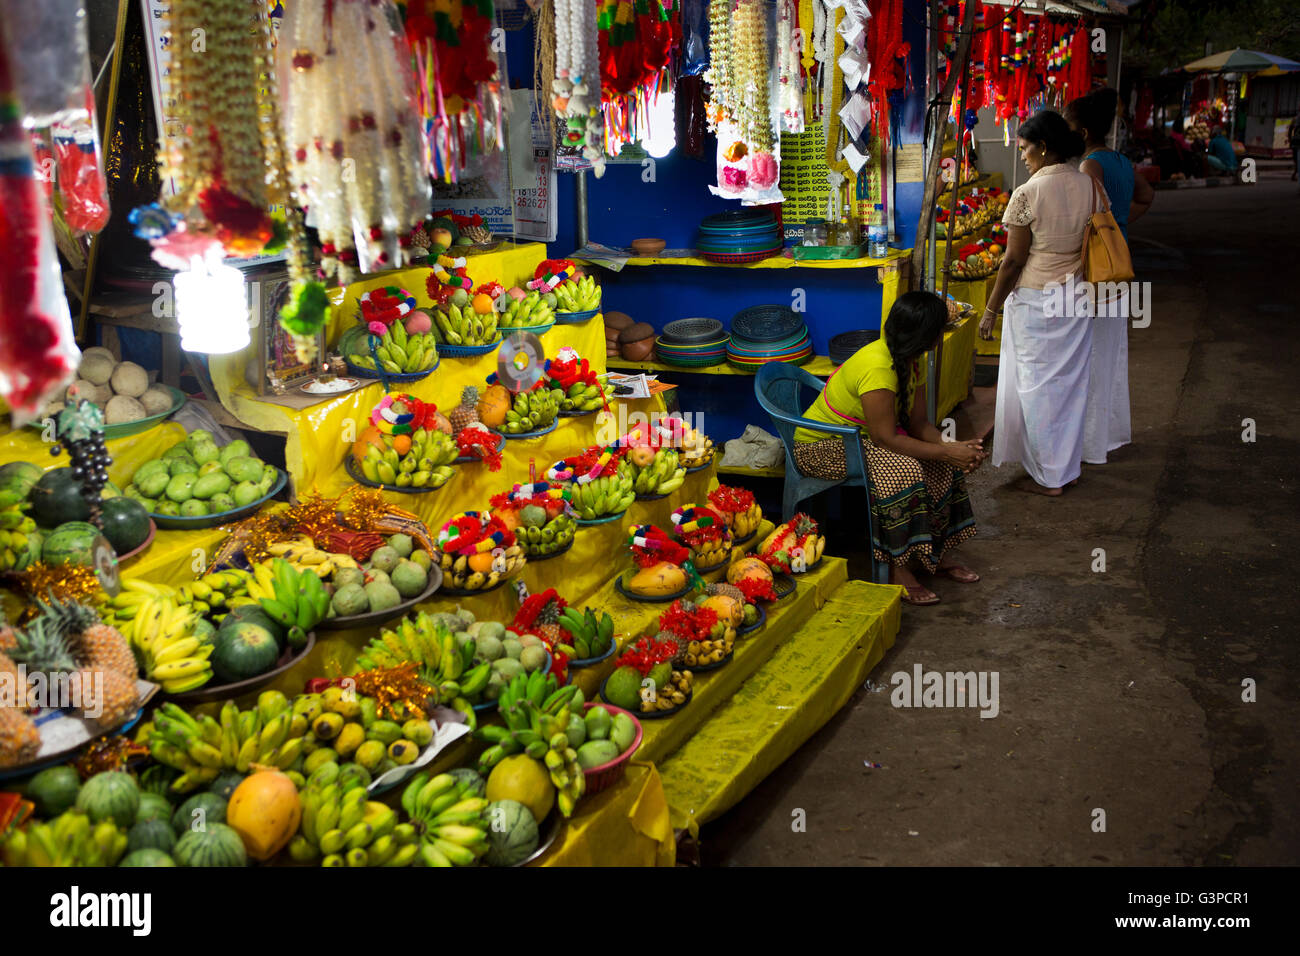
<box><xmin>695</xmin><ymin>210</ymin><xmax>782</xmax><ymax>264</ymax></box>
<box><xmin>725</xmin><ymin>305</ymin><xmax>813</xmax><ymax>371</ymax></box>
<box><xmin>655</xmin><ymin>318</ymin><xmax>729</xmax><ymax>368</ymax></box>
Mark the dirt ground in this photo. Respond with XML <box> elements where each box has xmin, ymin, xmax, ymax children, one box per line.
<box><xmin>704</xmin><ymin>166</ymin><xmax>1299</xmax><ymax>866</ymax></box>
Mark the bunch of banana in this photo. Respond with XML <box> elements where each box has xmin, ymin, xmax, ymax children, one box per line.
<box><xmin>145</xmin><ymin>693</ymin><xmax>307</xmax><ymax>792</ymax></box>
<box><xmin>266</xmin><ymin>536</ymin><xmax>360</xmax><ymax>578</ymax></box>
<box><xmin>124</xmin><ymin>593</ymin><xmax>214</xmax><ymax>692</ymax></box>
<box><xmin>620</xmin><ymin>449</ymin><xmax>686</xmax><ymax>498</ymax></box>
<box><xmin>1</xmin><ymin>811</ymin><xmax>126</xmax><ymax>867</ymax></box>
<box><xmin>559</xmin><ymin>380</ymin><xmax>607</xmax><ymax>413</ymax></box>
<box><xmin>348</xmin><ymin>319</ymin><xmax>438</xmax><ymax>374</ymax></box>
<box><xmin>678</xmin><ymin>428</ymin><xmax>715</xmax><ymax>469</ymax></box>
<box><xmin>352</xmin><ymin>613</ymin><xmax>506</xmax><ymax>722</ymax></box>
<box><xmin>247</xmin><ymin>558</ymin><xmax>328</xmax><ymax>648</ymax></box>
<box><xmin>438</xmin><ymin>543</ymin><xmax>526</xmax><ymax>591</ymax></box>
<box><xmin>729</xmin><ymin>500</ymin><xmax>764</xmax><ymax>540</ymax></box>
<box><xmin>294</xmin><ymin>762</ymin><xmax>419</xmax><ymax>867</ymax></box>
<box><xmin>180</xmin><ymin>568</ymin><xmax>254</xmax><ymax>622</ymax></box>
<box><xmin>503</xmin><ymin>386</ymin><xmax>562</xmax><ymax>434</ymax></box>
<box><xmin>357</xmin><ymin>429</ymin><xmax>457</xmax><ymax>488</ymax></box>
<box><xmin>433</xmin><ymin>301</ymin><xmax>498</xmax><ymax>346</ymax></box>
<box><xmin>498</xmin><ymin>290</ymin><xmax>556</xmax><ymax>329</ymax></box>
<box><xmin>688</xmin><ymin>535</ymin><xmax>732</xmax><ymax>570</ymax></box>
<box><xmin>569</xmin><ymin>473</ymin><xmax>636</xmax><ymax>520</ymax></box>
<box><xmin>400</xmin><ymin>771</ymin><xmax>491</xmax><ymax>866</ymax></box>
<box><xmin>475</xmin><ymin>671</ymin><xmax>573</xmax><ymax>766</ymax></box>
<box><xmin>555</xmin><ymin>606</ymin><xmax>615</xmax><ymax>661</ymax></box>
<box><xmin>515</xmin><ymin>512</ymin><xmax>576</xmax><ymax>557</ymax></box>
<box><xmin>553</xmin><ymin>275</ymin><xmax>601</xmax><ymax>313</ymax></box>
<box><xmin>0</xmin><ymin>488</ymin><xmax>39</xmax><ymax>571</ymax></box>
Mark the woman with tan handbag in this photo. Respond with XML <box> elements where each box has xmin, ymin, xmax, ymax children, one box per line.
<box><xmin>979</xmin><ymin>110</ymin><xmax>1095</xmax><ymax>496</ymax></box>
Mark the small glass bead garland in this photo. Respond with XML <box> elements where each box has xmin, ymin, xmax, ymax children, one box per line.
<box><xmin>552</xmin><ymin>0</ymin><xmax>605</xmax><ymax>174</ymax></box>
<box><xmin>284</xmin><ymin>0</ymin><xmax>429</xmax><ymax>283</ymax></box>
<box><xmin>733</xmin><ymin>0</ymin><xmax>774</xmax><ymax>154</ymax></box>
<box><xmin>704</xmin><ymin>0</ymin><xmax>733</xmax><ymax>133</ymax></box>
<box><xmin>777</xmin><ymin>0</ymin><xmax>805</xmax><ymax>133</ymax></box>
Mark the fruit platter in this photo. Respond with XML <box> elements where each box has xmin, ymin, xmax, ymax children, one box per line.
<box><xmin>708</xmin><ymin>484</ymin><xmax>764</xmax><ymax>545</ymax></box>
<box><xmin>497</xmin><ymin>287</ymin><xmax>558</xmax><ymax>331</ymax></box>
<box><xmin>543</xmin><ymin>346</ymin><xmax>609</xmax><ymax>416</ymax></box>
<box><xmin>435</xmin><ymin>511</ymin><xmax>527</xmax><ymax>595</ymax></box>
<box><xmin>350</xmin><ymin>609</ymin><xmax>555</xmax><ymax>719</ymax></box>
<box><xmin>121</xmin><ymin>429</ymin><xmax>286</xmax><ymax>530</ymax></box>
<box><xmin>34</xmin><ymin>347</ymin><xmax>185</xmax><ymax>436</ymax></box>
<box><xmin>680</xmin><ymin>424</ymin><xmax>716</xmax><ymax>471</ymax></box>
<box><xmin>349</xmin><ymin>393</ymin><xmax>459</xmax><ymax>492</ymax></box>
<box><xmin>509</xmin><ymin>588</ymin><xmax>615</xmax><ymax>673</ymax></box>
<box><xmin>600</xmin><ymin>635</ymin><xmax>694</xmax><ymax>717</ymax></box>
<box><xmin>300</xmin><ymin>532</ymin><xmax>442</xmax><ymax>629</ymax></box>
<box><xmin>490</xmin><ymin>483</ymin><xmax>578</xmax><ymax>560</ymax></box>
<box><xmin>338</xmin><ymin>286</ymin><xmax>440</xmax><ymax>380</ymax></box>
<box><xmin>480</xmin><ymin>372</ymin><xmax>563</xmax><ymax>438</ymax></box>
<box><xmin>547</xmin><ymin>446</ymin><xmax>636</xmax><ymax>523</ymax></box>
<box><xmin>616</xmin><ymin>524</ymin><xmax>699</xmax><ymax>602</ymax></box>
<box><xmin>657</xmin><ymin>590</ymin><xmax>742</xmax><ymax>671</ymax></box>
<box><xmin>947</xmin><ymin>237</ymin><xmax>1003</xmax><ymax>280</ymax></box>
<box><xmin>574</xmin><ymin>702</ymin><xmax>642</xmax><ymax>792</ymax></box>
<box><xmin>670</xmin><ymin>503</ymin><xmax>733</xmax><ymax>573</ymax></box>
<box><xmin>758</xmin><ymin>513</ymin><xmax>827</xmax><ymax>574</ymax></box>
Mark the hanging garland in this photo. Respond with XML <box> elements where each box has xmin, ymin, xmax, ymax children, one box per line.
<box><xmin>776</xmin><ymin>0</ymin><xmax>805</xmax><ymax>133</ymax></box>
<box><xmin>553</xmin><ymin>0</ymin><xmax>607</xmax><ymax>175</ymax></box>
<box><xmin>284</xmin><ymin>0</ymin><xmax>430</xmax><ymax>284</ymax></box>
<box><xmin>706</xmin><ymin>0</ymin><xmax>779</xmax><ymax>202</ymax></box>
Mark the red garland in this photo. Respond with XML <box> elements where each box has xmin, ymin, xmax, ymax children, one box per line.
<box><xmin>734</xmin><ymin>575</ymin><xmax>779</xmax><ymax>603</ymax></box>
<box><xmin>707</xmin><ymin>484</ymin><xmax>755</xmax><ymax>515</ymax></box>
<box><xmin>629</xmin><ymin>526</ymin><xmax>691</xmax><ymax>568</ymax></box>
<box><xmin>658</xmin><ymin>600</ymin><xmax>718</xmax><ymax>643</ymax></box>
<box><xmin>456</xmin><ymin>426</ymin><xmax>503</xmax><ymax>471</ymax></box>
<box><xmin>614</xmin><ymin>635</ymin><xmax>680</xmax><ymax>677</ymax></box>
<box><xmin>512</xmin><ymin>588</ymin><xmax>567</xmax><ymax>634</ymax></box>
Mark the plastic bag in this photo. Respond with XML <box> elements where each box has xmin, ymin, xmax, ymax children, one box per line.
<box><xmin>52</xmin><ymin>86</ymin><xmax>110</xmax><ymax>235</ymax></box>
<box><xmin>679</xmin><ymin>0</ymin><xmax>709</xmax><ymax>76</ymax></box>
<box><xmin>0</xmin><ymin>0</ymin><xmax>93</xmax><ymax>127</ymax></box>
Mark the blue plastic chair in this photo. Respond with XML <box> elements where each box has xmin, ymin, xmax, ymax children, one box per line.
<box><xmin>753</xmin><ymin>363</ymin><xmax>889</xmax><ymax>584</ymax></box>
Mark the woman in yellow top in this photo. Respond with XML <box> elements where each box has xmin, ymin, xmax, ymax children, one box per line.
<box><xmin>794</xmin><ymin>291</ymin><xmax>985</xmax><ymax>605</ymax></box>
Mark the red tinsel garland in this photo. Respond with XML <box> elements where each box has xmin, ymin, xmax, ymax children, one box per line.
<box><xmin>707</xmin><ymin>484</ymin><xmax>755</xmax><ymax>516</ymax></box>
<box><xmin>734</xmin><ymin>576</ymin><xmax>779</xmax><ymax>603</ymax></box>
<box><xmin>615</xmin><ymin>635</ymin><xmax>680</xmax><ymax>677</ymax></box>
<box><xmin>658</xmin><ymin>600</ymin><xmax>717</xmax><ymax>644</ymax></box>
<box><xmin>455</xmin><ymin>426</ymin><xmax>503</xmax><ymax>471</ymax></box>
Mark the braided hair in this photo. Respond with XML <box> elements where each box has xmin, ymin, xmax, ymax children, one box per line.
<box><xmin>883</xmin><ymin>292</ymin><xmax>947</xmax><ymax>431</ymax></box>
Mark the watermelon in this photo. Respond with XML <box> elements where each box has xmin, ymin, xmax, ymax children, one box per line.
<box><xmin>74</xmin><ymin>771</ymin><xmax>140</xmax><ymax>828</ymax></box>
<box><xmin>208</xmin><ymin>771</ymin><xmax>246</xmax><ymax>801</ymax></box>
<box><xmin>174</xmin><ymin>822</ymin><xmax>248</xmax><ymax>867</ymax></box>
<box><xmin>127</xmin><ymin>818</ymin><xmax>177</xmax><ymax>855</ymax></box>
<box><xmin>120</xmin><ymin>848</ymin><xmax>176</xmax><ymax>867</ymax></box>
<box><xmin>449</xmin><ymin>768</ymin><xmax>486</xmax><ymax>798</ymax></box>
<box><xmin>217</xmin><ymin>605</ymin><xmax>285</xmax><ymax>645</ymax></box>
<box><xmin>25</xmin><ymin>765</ymin><xmax>81</xmax><ymax>817</ymax></box>
<box><xmin>481</xmin><ymin>799</ymin><xmax>539</xmax><ymax>866</ymax></box>
<box><xmin>99</xmin><ymin>496</ymin><xmax>152</xmax><ymax>554</ymax></box>
<box><xmin>338</xmin><ymin>323</ymin><xmax>370</xmax><ymax>358</ymax></box>
<box><xmin>172</xmin><ymin>792</ymin><xmax>226</xmax><ymax>836</ymax></box>
<box><xmin>139</xmin><ymin>764</ymin><xmax>180</xmax><ymax>796</ymax></box>
<box><xmin>0</xmin><ymin>461</ymin><xmax>41</xmax><ymax>497</ymax></box>
<box><xmin>135</xmin><ymin>791</ymin><xmax>173</xmax><ymax>824</ymax></box>
<box><xmin>211</xmin><ymin>623</ymin><xmax>281</xmax><ymax>682</ymax></box>
<box><xmin>28</xmin><ymin>468</ymin><xmax>91</xmax><ymax>526</ymax></box>
<box><xmin>42</xmin><ymin>521</ymin><xmax>101</xmax><ymax>566</ymax></box>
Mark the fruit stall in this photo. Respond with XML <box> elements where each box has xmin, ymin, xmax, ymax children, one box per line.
<box><xmin>0</xmin><ymin>0</ymin><xmax>921</xmax><ymax>870</ymax></box>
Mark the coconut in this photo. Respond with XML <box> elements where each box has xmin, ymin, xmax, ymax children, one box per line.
<box><xmin>604</xmin><ymin>311</ymin><xmax>635</xmax><ymax>332</ymax></box>
<box><xmin>105</xmin><ymin>395</ymin><xmax>148</xmax><ymax>425</ymax></box>
<box><xmin>618</xmin><ymin>322</ymin><xmax>655</xmax><ymax>345</ymax></box>
<box><xmin>77</xmin><ymin>352</ymin><xmax>117</xmax><ymax>386</ymax></box>
<box><xmin>139</xmin><ymin>384</ymin><xmax>175</xmax><ymax>416</ymax></box>
<box><xmin>67</xmin><ymin>379</ymin><xmax>112</xmax><ymax>405</ymax></box>
<box><xmin>110</xmin><ymin>361</ymin><xmax>150</xmax><ymax>398</ymax></box>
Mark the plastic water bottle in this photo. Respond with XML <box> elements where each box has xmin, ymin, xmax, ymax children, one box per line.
<box><xmin>868</xmin><ymin>226</ymin><xmax>888</xmax><ymax>259</ymax></box>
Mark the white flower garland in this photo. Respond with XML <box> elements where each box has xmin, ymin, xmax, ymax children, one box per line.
<box><xmin>552</xmin><ymin>0</ymin><xmax>605</xmax><ymax>174</ymax></box>
<box><xmin>777</xmin><ymin>0</ymin><xmax>805</xmax><ymax>133</ymax></box>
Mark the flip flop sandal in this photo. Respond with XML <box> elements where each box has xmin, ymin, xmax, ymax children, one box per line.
<box><xmin>937</xmin><ymin>565</ymin><xmax>981</xmax><ymax>584</ymax></box>
<box><xmin>901</xmin><ymin>586</ymin><xmax>941</xmax><ymax>606</ymax></box>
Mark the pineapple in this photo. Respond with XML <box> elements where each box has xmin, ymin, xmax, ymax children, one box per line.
<box><xmin>449</xmin><ymin>386</ymin><xmax>480</xmax><ymax>434</ymax></box>
<box><xmin>39</xmin><ymin>595</ymin><xmax>137</xmax><ymax>680</ymax></box>
<box><xmin>8</xmin><ymin>618</ymin><xmax>139</xmax><ymax>729</ymax></box>
<box><xmin>533</xmin><ymin>598</ymin><xmax>563</xmax><ymax>645</ymax></box>
<box><xmin>0</xmin><ymin>706</ymin><xmax>40</xmax><ymax>768</ymax></box>
<box><xmin>707</xmin><ymin>582</ymin><xmax>745</xmax><ymax>605</ymax></box>
<box><xmin>75</xmin><ymin>667</ymin><xmax>140</xmax><ymax>730</ymax></box>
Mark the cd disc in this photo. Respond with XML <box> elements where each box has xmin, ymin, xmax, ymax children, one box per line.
<box><xmin>497</xmin><ymin>332</ymin><xmax>546</xmax><ymax>392</ymax></box>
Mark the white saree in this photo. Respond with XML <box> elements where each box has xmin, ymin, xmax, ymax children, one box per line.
<box><xmin>1082</xmin><ymin>286</ymin><xmax>1132</xmax><ymax>464</ymax></box>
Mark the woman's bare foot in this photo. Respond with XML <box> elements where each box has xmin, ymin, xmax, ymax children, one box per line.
<box><xmin>936</xmin><ymin>559</ymin><xmax>980</xmax><ymax>583</ymax></box>
<box><xmin>1013</xmin><ymin>476</ymin><xmax>1063</xmax><ymax>497</ymax></box>
<box><xmin>891</xmin><ymin>566</ymin><xmax>940</xmax><ymax>605</ymax></box>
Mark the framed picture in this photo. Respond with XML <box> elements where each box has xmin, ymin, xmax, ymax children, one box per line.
<box><xmin>247</xmin><ymin>267</ymin><xmax>324</xmax><ymax>395</ymax></box>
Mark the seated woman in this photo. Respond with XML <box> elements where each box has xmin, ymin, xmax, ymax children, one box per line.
<box><xmin>792</xmin><ymin>291</ymin><xmax>985</xmax><ymax>606</ymax></box>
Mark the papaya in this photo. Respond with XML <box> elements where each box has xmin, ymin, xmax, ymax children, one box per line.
<box><xmin>628</xmin><ymin>561</ymin><xmax>686</xmax><ymax>596</ymax></box>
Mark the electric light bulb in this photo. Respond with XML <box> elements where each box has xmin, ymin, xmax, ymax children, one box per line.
<box><xmin>643</xmin><ymin>87</ymin><xmax>677</xmax><ymax>159</ymax></box>
<box><xmin>173</xmin><ymin>253</ymin><xmax>250</xmax><ymax>354</ymax></box>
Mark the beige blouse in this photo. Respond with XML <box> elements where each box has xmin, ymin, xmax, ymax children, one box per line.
<box><xmin>1002</xmin><ymin>162</ymin><xmax>1099</xmax><ymax>290</ymax></box>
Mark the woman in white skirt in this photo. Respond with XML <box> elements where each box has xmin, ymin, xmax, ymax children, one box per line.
<box><xmin>979</xmin><ymin>110</ymin><xmax>1096</xmax><ymax>496</ymax></box>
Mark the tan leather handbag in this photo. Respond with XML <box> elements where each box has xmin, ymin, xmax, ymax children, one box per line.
<box><xmin>1081</xmin><ymin>176</ymin><xmax>1134</xmax><ymax>283</ymax></box>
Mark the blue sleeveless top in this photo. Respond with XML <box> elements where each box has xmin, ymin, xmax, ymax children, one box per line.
<box><xmin>1083</xmin><ymin>149</ymin><xmax>1135</xmax><ymax>241</ymax></box>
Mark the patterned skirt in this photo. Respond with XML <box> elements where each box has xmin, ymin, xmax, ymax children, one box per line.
<box><xmin>792</xmin><ymin>436</ymin><xmax>977</xmax><ymax>571</ymax></box>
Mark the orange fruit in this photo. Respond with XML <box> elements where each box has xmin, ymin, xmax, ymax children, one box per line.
<box><xmin>472</xmin><ymin>293</ymin><xmax>495</xmax><ymax>315</ymax></box>
<box><xmin>392</xmin><ymin>434</ymin><xmax>412</xmax><ymax>456</ymax></box>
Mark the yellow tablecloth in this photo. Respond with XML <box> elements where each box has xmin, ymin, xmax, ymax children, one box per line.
<box><xmin>938</xmin><ymin>313</ymin><xmax>978</xmax><ymax>419</ymax></box>
<box><xmin>536</xmin><ymin>762</ymin><xmax>675</xmax><ymax>867</ymax></box>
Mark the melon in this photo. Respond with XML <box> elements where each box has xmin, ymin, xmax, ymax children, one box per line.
<box><xmin>127</xmin><ymin>818</ymin><xmax>177</xmax><ymax>855</ymax></box>
<box><xmin>29</xmin><ymin>468</ymin><xmax>92</xmax><ymax>526</ymax></box>
<box><xmin>25</xmin><ymin>765</ymin><xmax>81</xmax><ymax>817</ymax></box>
<box><xmin>0</xmin><ymin>461</ymin><xmax>42</xmax><ymax>498</ymax></box>
<box><xmin>99</xmin><ymin>496</ymin><xmax>152</xmax><ymax>554</ymax></box>
<box><xmin>208</xmin><ymin>771</ymin><xmax>246</xmax><ymax>802</ymax></box>
<box><xmin>217</xmin><ymin>605</ymin><xmax>285</xmax><ymax>646</ymax></box>
<box><xmin>211</xmin><ymin>623</ymin><xmax>281</xmax><ymax>682</ymax></box>
<box><xmin>105</xmin><ymin>394</ymin><xmax>148</xmax><ymax>425</ymax></box>
<box><xmin>119</xmin><ymin>848</ymin><xmax>176</xmax><ymax>867</ymax></box>
<box><xmin>135</xmin><ymin>792</ymin><xmax>173</xmax><ymax>824</ymax></box>
<box><xmin>481</xmin><ymin>799</ymin><xmax>539</xmax><ymax>866</ymax></box>
<box><xmin>42</xmin><ymin>521</ymin><xmax>101</xmax><ymax>566</ymax></box>
<box><xmin>77</xmin><ymin>352</ymin><xmax>116</xmax><ymax>385</ymax></box>
<box><xmin>75</xmin><ymin>771</ymin><xmax>140</xmax><ymax>827</ymax></box>
<box><xmin>139</xmin><ymin>384</ymin><xmax>176</xmax><ymax>416</ymax></box>
<box><xmin>449</xmin><ymin>768</ymin><xmax>487</xmax><ymax>798</ymax></box>
<box><xmin>110</xmin><ymin>361</ymin><xmax>149</xmax><ymax>398</ymax></box>
<box><xmin>486</xmin><ymin>755</ymin><xmax>555</xmax><ymax>824</ymax></box>
<box><xmin>172</xmin><ymin>792</ymin><xmax>226</xmax><ymax>836</ymax></box>
<box><xmin>604</xmin><ymin>666</ymin><xmax>644</xmax><ymax>711</ymax></box>
<box><xmin>173</xmin><ymin>822</ymin><xmax>248</xmax><ymax>867</ymax></box>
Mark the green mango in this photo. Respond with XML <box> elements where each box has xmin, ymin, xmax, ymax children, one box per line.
<box><xmin>224</xmin><ymin>456</ymin><xmax>263</xmax><ymax>484</ymax></box>
<box><xmin>164</xmin><ymin>473</ymin><xmax>197</xmax><ymax>503</ymax></box>
<box><xmin>231</xmin><ymin>480</ymin><xmax>261</xmax><ymax>507</ymax></box>
<box><xmin>191</xmin><ymin>472</ymin><xmax>232</xmax><ymax>500</ymax></box>
<box><xmin>134</xmin><ymin>459</ymin><xmax>169</xmax><ymax>483</ymax></box>
<box><xmin>218</xmin><ymin>440</ymin><xmax>251</xmax><ymax>466</ymax></box>
<box><xmin>168</xmin><ymin>456</ymin><xmax>198</xmax><ymax>477</ymax></box>
<box><xmin>161</xmin><ymin>445</ymin><xmax>191</xmax><ymax>461</ymax></box>
<box><xmin>198</xmin><ymin>460</ymin><xmax>224</xmax><ymax>476</ymax></box>
<box><xmin>190</xmin><ymin>439</ymin><xmax>221</xmax><ymax>466</ymax></box>
<box><xmin>179</xmin><ymin>499</ymin><xmax>209</xmax><ymax>518</ymax></box>
<box><xmin>208</xmin><ymin>492</ymin><xmax>235</xmax><ymax>512</ymax></box>
<box><xmin>185</xmin><ymin>429</ymin><xmax>214</xmax><ymax>448</ymax></box>
<box><xmin>137</xmin><ymin>470</ymin><xmax>170</xmax><ymax>499</ymax></box>
<box><xmin>154</xmin><ymin>499</ymin><xmax>181</xmax><ymax>517</ymax></box>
